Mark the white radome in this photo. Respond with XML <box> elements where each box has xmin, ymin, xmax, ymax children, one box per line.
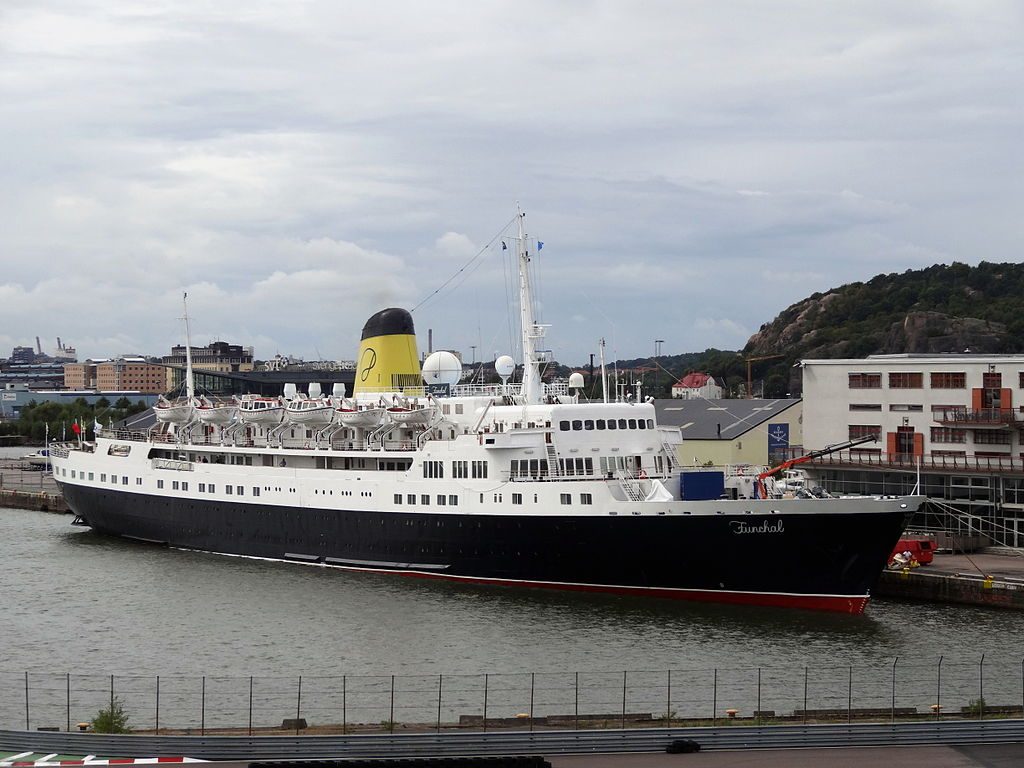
<box><xmin>568</xmin><ymin>372</ymin><xmax>585</xmax><ymax>389</ymax></box>
<box><xmin>422</xmin><ymin>351</ymin><xmax>462</xmax><ymax>387</ymax></box>
<box><xmin>495</xmin><ymin>355</ymin><xmax>515</xmax><ymax>379</ymax></box>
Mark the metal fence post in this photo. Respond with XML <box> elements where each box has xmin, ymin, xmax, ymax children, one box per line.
<box><xmin>201</xmin><ymin>675</ymin><xmax>206</xmax><ymax>735</ymax></box>
<box><xmin>248</xmin><ymin>676</ymin><xmax>253</xmax><ymax>736</ymax></box>
<box><xmin>482</xmin><ymin>674</ymin><xmax>488</xmax><ymax>732</ymax></box>
<box><xmin>712</xmin><ymin>668</ymin><xmax>717</xmax><ymax>726</ymax></box>
<box><xmin>24</xmin><ymin>671</ymin><xmax>29</xmax><ymax>730</ymax></box>
<box><xmin>156</xmin><ymin>676</ymin><xmax>160</xmax><ymax>734</ymax></box>
<box><xmin>574</xmin><ymin>671</ymin><xmax>579</xmax><ymax>731</ymax></box>
<box><xmin>756</xmin><ymin>667</ymin><xmax>762</xmax><ymax>725</ymax></box>
<box><xmin>389</xmin><ymin>675</ymin><xmax>395</xmax><ymax>733</ymax></box>
<box><xmin>848</xmin><ymin>666</ymin><xmax>852</xmax><ymax>724</ymax></box>
<box><xmin>296</xmin><ymin>675</ymin><xmax>303</xmax><ymax>735</ymax></box>
<box><xmin>620</xmin><ymin>671</ymin><xmax>626</xmax><ymax>729</ymax></box>
<box><xmin>803</xmin><ymin>666</ymin><xmax>808</xmax><ymax>725</ymax></box>
<box><xmin>342</xmin><ymin>675</ymin><xmax>346</xmax><ymax>735</ymax></box>
<box><xmin>530</xmin><ymin>672</ymin><xmax>536</xmax><ymax>732</ymax></box>
<box><xmin>110</xmin><ymin>673</ymin><xmax>114</xmax><ymax>720</ymax></box>
<box><xmin>436</xmin><ymin>675</ymin><xmax>443</xmax><ymax>732</ymax></box>
<box><xmin>666</xmin><ymin>669</ymin><xmax>672</xmax><ymax>727</ymax></box>
<box><xmin>67</xmin><ymin>673</ymin><xmax>71</xmax><ymax>733</ymax></box>
<box><xmin>891</xmin><ymin>657</ymin><xmax>898</xmax><ymax>724</ymax></box>
<box><xmin>936</xmin><ymin>656</ymin><xmax>943</xmax><ymax>720</ymax></box>
<box><xmin>978</xmin><ymin>654</ymin><xmax>985</xmax><ymax>720</ymax></box>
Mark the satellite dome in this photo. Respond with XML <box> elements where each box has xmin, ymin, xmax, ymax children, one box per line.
<box><xmin>495</xmin><ymin>355</ymin><xmax>515</xmax><ymax>379</ymax></box>
<box><xmin>568</xmin><ymin>372</ymin><xmax>585</xmax><ymax>389</ymax></box>
<box><xmin>422</xmin><ymin>351</ymin><xmax>462</xmax><ymax>387</ymax></box>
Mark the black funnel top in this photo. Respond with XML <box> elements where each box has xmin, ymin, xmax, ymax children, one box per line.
<box><xmin>361</xmin><ymin>308</ymin><xmax>415</xmax><ymax>340</ymax></box>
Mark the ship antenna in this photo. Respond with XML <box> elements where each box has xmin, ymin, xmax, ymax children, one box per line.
<box><xmin>599</xmin><ymin>337</ymin><xmax>609</xmax><ymax>404</ymax></box>
<box><xmin>516</xmin><ymin>204</ymin><xmax>544</xmax><ymax>404</ymax></box>
<box><xmin>183</xmin><ymin>292</ymin><xmax>195</xmax><ymax>401</ymax></box>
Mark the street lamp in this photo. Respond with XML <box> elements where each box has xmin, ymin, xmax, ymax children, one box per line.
<box><xmin>654</xmin><ymin>339</ymin><xmax>665</xmax><ymax>395</ymax></box>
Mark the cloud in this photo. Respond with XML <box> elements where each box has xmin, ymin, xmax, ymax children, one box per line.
<box><xmin>1</xmin><ymin>1</ymin><xmax>1021</xmax><ymax>366</ymax></box>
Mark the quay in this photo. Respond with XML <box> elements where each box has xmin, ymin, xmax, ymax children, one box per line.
<box><xmin>875</xmin><ymin>550</ymin><xmax>1024</xmax><ymax>609</ymax></box>
<box><xmin>0</xmin><ymin>460</ymin><xmax>68</xmax><ymax>514</ymax></box>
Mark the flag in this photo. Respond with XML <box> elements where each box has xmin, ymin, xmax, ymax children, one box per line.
<box><xmin>94</xmin><ymin>419</ymin><xmax>103</xmax><ymax>435</ymax></box>
<box><xmin>501</xmin><ymin>241</ymin><xmax>507</xmax><ymax>250</ymax></box>
<box><xmin>71</xmin><ymin>421</ymin><xmax>81</xmax><ymax>435</ymax></box>
<box><xmin>537</xmin><ymin>241</ymin><xmax>544</xmax><ymax>250</ymax></box>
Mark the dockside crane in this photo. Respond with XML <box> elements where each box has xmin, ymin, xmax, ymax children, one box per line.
<box><xmin>756</xmin><ymin>433</ymin><xmax>879</xmax><ymax>498</ymax></box>
<box><xmin>743</xmin><ymin>354</ymin><xmax>784</xmax><ymax>399</ymax></box>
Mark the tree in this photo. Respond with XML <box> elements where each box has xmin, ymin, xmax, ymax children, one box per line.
<box><xmin>92</xmin><ymin>696</ymin><xmax>130</xmax><ymax>733</ymax></box>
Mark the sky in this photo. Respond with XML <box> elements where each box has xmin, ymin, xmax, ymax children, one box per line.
<box><xmin>1</xmin><ymin>1</ymin><xmax>1021</xmax><ymax>368</ymax></box>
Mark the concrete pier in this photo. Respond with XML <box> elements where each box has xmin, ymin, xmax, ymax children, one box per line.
<box><xmin>0</xmin><ymin>461</ymin><xmax>68</xmax><ymax>514</ymax></box>
<box><xmin>874</xmin><ymin>551</ymin><xmax>1024</xmax><ymax>609</ymax></box>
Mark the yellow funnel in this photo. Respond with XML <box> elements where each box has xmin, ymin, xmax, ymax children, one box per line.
<box><xmin>353</xmin><ymin>308</ymin><xmax>422</xmax><ymax>396</ymax></box>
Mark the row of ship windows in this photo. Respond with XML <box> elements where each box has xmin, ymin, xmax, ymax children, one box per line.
<box><xmin>559</xmin><ymin>419</ymin><xmax>654</xmax><ymax>432</ymax></box>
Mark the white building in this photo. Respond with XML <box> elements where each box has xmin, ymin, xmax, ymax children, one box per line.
<box><xmin>802</xmin><ymin>354</ymin><xmax>1023</xmax><ymax>460</ymax></box>
<box><xmin>671</xmin><ymin>372</ymin><xmax>723</xmax><ymax>400</ymax></box>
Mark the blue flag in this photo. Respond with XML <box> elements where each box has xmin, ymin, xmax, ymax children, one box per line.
<box><xmin>537</xmin><ymin>241</ymin><xmax>544</xmax><ymax>250</ymax></box>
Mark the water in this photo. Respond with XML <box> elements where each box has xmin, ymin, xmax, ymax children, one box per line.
<box><xmin>2</xmin><ymin>441</ymin><xmax>1023</xmax><ymax>730</ymax></box>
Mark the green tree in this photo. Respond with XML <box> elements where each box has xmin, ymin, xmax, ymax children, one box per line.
<box><xmin>92</xmin><ymin>696</ymin><xmax>130</xmax><ymax>733</ymax></box>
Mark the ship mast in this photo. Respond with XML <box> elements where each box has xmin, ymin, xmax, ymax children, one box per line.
<box><xmin>516</xmin><ymin>206</ymin><xmax>545</xmax><ymax>405</ymax></box>
<box><xmin>182</xmin><ymin>292</ymin><xmax>195</xmax><ymax>401</ymax></box>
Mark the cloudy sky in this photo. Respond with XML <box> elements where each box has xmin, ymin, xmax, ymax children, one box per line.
<box><xmin>2</xmin><ymin>1</ymin><xmax>1021</xmax><ymax>367</ymax></box>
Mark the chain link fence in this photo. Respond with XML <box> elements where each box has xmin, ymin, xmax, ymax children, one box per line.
<box><xmin>5</xmin><ymin>656</ymin><xmax>1023</xmax><ymax>734</ymax></box>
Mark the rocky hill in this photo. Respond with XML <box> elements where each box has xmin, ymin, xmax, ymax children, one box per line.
<box><xmin>744</xmin><ymin>261</ymin><xmax>1024</xmax><ymax>395</ymax></box>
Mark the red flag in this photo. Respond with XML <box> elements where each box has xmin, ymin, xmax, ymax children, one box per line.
<box><xmin>71</xmin><ymin>421</ymin><xmax>81</xmax><ymax>435</ymax></box>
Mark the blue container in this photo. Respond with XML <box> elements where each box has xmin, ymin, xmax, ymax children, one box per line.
<box><xmin>680</xmin><ymin>471</ymin><xmax>725</xmax><ymax>501</ymax></box>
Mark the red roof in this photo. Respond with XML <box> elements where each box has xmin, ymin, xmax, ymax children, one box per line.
<box><xmin>675</xmin><ymin>372</ymin><xmax>714</xmax><ymax>389</ymax></box>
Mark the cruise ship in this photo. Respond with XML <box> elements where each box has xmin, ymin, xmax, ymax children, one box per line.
<box><xmin>49</xmin><ymin>211</ymin><xmax>923</xmax><ymax>613</ymax></box>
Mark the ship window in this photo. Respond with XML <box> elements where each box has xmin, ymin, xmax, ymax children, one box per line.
<box><xmin>71</xmin><ymin>470</ymin><xmax>76</xmax><ymax>479</ymax></box>
<box><xmin>572</xmin><ymin>420</ymin><xmax>582</xmax><ymax>430</ymax></box>
<box><xmin>136</xmin><ymin>477</ymin><xmax>142</xmax><ymax>485</ymax></box>
<box><xmin>226</xmin><ymin>486</ymin><xmax>233</xmax><ymax>495</ymax></box>
<box><xmin>172</xmin><ymin>481</ymin><xmax>179</xmax><ymax>490</ymax></box>
<box><xmin>237</xmin><ymin>486</ymin><xmax>244</xmax><ymax>495</ymax></box>
<box><xmin>111</xmin><ymin>475</ymin><xmax>117</xmax><ymax>484</ymax></box>
<box><xmin>607</xmin><ymin>419</ymin><xmax>617</xmax><ymax>430</ymax></box>
<box><xmin>407</xmin><ymin>494</ymin><xmax>416</xmax><ymax>504</ymax></box>
<box><xmin>449</xmin><ymin>495</ymin><xmax>458</xmax><ymax>505</ymax></box>
<box><xmin>512</xmin><ymin>493</ymin><xmax>523</xmax><ymax>505</ymax></box>
<box><xmin>452</xmin><ymin>460</ymin><xmax>468</xmax><ymax>478</ymax></box>
<box><xmin>101</xmin><ymin>474</ymin><xmax>106</xmax><ymax>482</ymax></box>
<box><xmin>455</xmin><ymin>404</ymin><xmax>464</xmax><ymax>415</ymax></box>
<box><xmin>560</xmin><ymin>493</ymin><xmax>571</xmax><ymax>505</ymax></box>
<box><xmin>157</xmin><ymin>479</ymin><xmax>164</xmax><ymax>489</ymax></box>
<box><xmin>88</xmin><ymin>472</ymin><xmax>94</xmax><ymax>480</ymax></box>
<box><xmin>560</xmin><ymin>420</ymin><xmax>570</xmax><ymax>431</ymax></box>
<box><xmin>618</xmin><ymin>419</ymin><xmax>628</xmax><ymax>429</ymax></box>
<box><xmin>437</xmin><ymin>495</ymin><xmax>446</xmax><ymax>506</ymax></box>
<box><xmin>199</xmin><ymin>483</ymin><xmax>206</xmax><ymax>492</ymax></box>
<box><xmin>421</xmin><ymin>494</ymin><xmax>430</xmax><ymax>505</ymax></box>
<box><xmin>584</xmin><ymin>420</ymin><xmax>594</xmax><ymax>430</ymax></box>
<box><xmin>596</xmin><ymin>420</ymin><xmax>605</xmax><ymax>430</ymax></box>
<box><xmin>394</xmin><ymin>494</ymin><xmax>402</xmax><ymax>504</ymax></box>
<box><xmin>472</xmin><ymin>460</ymin><xmax>488</xmax><ymax>478</ymax></box>
<box><xmin>628</xmin><ymin>419</ymin><xmax>637</xmax><ymax>429</ymax></box>
<box><xmin>209</xmin><ymin>484</ymin><xmax>215</xmax><ymax>493</ymax></box>
<box><xmin>252</xmin><ymin>487</ymin><xmax>260</xmax><ymax>497</ymax></box>
<box><xmin>423</xmin><ymin>460</ymin><xmax>444</xmax><ymax>479</ymax></box>
<box><xmin>581</xmin><ymin>493</ymin><xmax>593</xmax><ymax>505</ymax></box>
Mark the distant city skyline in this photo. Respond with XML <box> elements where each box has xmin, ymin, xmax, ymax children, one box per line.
<box><xmin>2</xmin><ymin>3</ymin><xmax>1021</xmax><ymax>367</ymax></box>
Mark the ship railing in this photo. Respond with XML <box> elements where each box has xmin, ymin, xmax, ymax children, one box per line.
<box><xmin>152</xmin><ymin>457</ymin><xmax>194</xmax><ymax>472</ymax></box>
<box><xmin>805</xmin><ymin>450</ymin><xmax>1024</xmax><ymax>475</ymax></box>
<box><xmin>47</xmin><ymin>443</ymin><xmax>71</xmax><ymax>459</ymax></box>
<box><xmin>615</xmin><ymin>469</ymin><xmax>647</xmax><ymax>501</ymax></box>
<box><xmin>101</xmin><ymin>428</ymin><xmax>151</xmax><ymax>443</ymax></box>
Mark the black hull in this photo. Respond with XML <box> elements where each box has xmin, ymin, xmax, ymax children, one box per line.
<box><xmin>61</xmin><ymin>485</ymin><xmax>912</xmax><ymax>613</ymax></box>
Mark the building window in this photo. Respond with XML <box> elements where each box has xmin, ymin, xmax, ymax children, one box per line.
<box><xmin>974</xmin><ymin>431</ymin><xmax>1011</xmax><ymax>445</ymax></box>
<box><xmin>848</xmin><ymin>373</ymin><xmax>881</xmax><ymax>389</ymax></box>
<box><xmin>560</xmin><ymin>493</ymin><xmax>571</xmax><ymax>505</ymax></box>
<box><xmin>849</xmin><ymin>403</ymin><xmax>883</xmax><ymax>411</ymax></box>
<box><xmin>931</xmin><ymin>372</ymin><xmax>965</xmax><ymax>389</ymax></box>
<box><xmin>931</xmin><ymin>427</ymin><xmax>966</xmax><ymax>444</ymax></box>
<box><xmin>983</xmin><ymin>371</ymin><xmax>1002</xmax><ymax>389</ymax></box>
<box><xmin>849</xmin><ymin>425</ymin><xmax>881</xmax><ymax>440</ymax></box>
<box><xmin>889</xmin><ymin>404</ymin><xmax>923</xmax><ymax>412</ymax></box>
<box><xmin>889</xmin><ymin>372</ymin><xmax>923</xmax><ymax>389</ymax></box>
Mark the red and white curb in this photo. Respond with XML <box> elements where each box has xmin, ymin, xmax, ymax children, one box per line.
<box><xmin>2</xmin><ymin>756</ymin><xmax>201</xmax><ymax>767</ymax></box>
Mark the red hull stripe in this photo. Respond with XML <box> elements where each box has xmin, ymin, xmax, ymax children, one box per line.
<box><xmin>321</xmin><ymin>563</ymin><xmax>870</xmax><ymax>614</ymax></box>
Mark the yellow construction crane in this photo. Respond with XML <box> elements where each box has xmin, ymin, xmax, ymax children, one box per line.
<box><xmin>744</xmin><ymin>354</ymin><xmax>784</xmax><ymax>399</ymax></box>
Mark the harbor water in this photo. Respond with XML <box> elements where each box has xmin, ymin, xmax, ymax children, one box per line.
<box><xmin>2</xmin><ymin>449</ymin><xmax>1023</xmax><ymax>730</ymax></box>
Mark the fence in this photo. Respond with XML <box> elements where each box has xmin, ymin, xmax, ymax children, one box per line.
<box><xmin>5</xmin><ymin>657</ymin><xmax>1023</xmax><ymax>735</ymax></box>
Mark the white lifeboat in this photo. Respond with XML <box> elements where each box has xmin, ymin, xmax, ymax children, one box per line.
<box><xmin>238</xmin><ymin>396</ymin><xmax>285</xmax><ymax>425</ymax></box>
